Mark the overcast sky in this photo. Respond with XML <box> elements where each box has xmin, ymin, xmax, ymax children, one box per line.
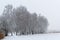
<box><xmin>0</xmin><ymin>0</ymin><xmax>60</xmax><ymax>31</ymax></box>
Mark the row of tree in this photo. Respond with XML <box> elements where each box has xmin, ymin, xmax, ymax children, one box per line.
<box><xmin>0</xmin><ymin>4</ymin><xmax>49</xmax><ymax>36</ymax></box>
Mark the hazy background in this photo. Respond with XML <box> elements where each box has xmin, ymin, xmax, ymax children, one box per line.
<box><xmin>0</xmin><ymin>0</ymin><xmax>60</xmax><ymax>31</ymax></box>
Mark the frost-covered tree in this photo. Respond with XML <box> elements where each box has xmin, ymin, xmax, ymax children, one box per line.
<box><xmin>29</xmin><ymin>13</ymin><xmax>38</xmax><ymax>34</ymax></box>
<box><xmin>13</xmin><ymin>6</ymin><xmax>31</xmax><ymax>35</ymax></box>
<box><xmin>2</xmin><ymin>4</ymin><xmax>16</xmax><ymax>36</ymax></box>
<box><xmin>37</xmin><ymin>14</ymin><xmax>49</xmax><ymax>33</ymax></box>
<box><xmin>0</xmin><ymin>16</ymin><xmax>8</xmax><ymax>36</ymax></box>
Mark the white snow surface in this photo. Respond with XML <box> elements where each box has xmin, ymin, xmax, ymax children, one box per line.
<box><xmin>3</xmin><ymin>33</ymin><xmax>60</xmax><ymax>40</ymax></box>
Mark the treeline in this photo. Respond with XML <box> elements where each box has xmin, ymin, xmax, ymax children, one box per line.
<box><xmin>0</xmin><ymin>4</ymin><xmax>49</xmax><ymax>36</ymax></box>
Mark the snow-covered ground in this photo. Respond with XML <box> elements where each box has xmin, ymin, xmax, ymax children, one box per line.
<box><xmin>3</xmin><ymin>33</ymin><xmax>60</xmax><ymax>40</ymax></box>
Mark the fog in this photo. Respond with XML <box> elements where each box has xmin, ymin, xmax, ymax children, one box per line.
<box><xmin>0</xmin><ymin>0</ymin><xmax>60</xmax><ymax>31</ymax></box>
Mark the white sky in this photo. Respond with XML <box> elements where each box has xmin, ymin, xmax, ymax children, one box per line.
<box><xmin>0</xmin><ymin>0</ymin><xmax>60</xmax><ymax>31</ymax></box>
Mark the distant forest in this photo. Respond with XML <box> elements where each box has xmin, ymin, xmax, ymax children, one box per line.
<box><xmin>0</xmin><ymin>4</ymin><xmax>49</xmax><ymax>36</ymax></box>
